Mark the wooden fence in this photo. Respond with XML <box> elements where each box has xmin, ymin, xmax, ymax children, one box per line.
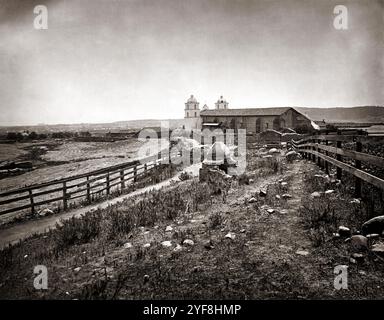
<box><xmin>0</xmin><ymin>151</ymin><xmax>178</xmax><ymax>217</ymax></box>
<box><xmin>292</xmin><ymin>131</ymin><xmax>384</xmax><ymax>198</ymax></box>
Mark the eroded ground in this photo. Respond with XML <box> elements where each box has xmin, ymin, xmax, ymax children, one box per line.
<box><xmin>1</xmin><ymin>155</ymin><xmax>383</xmax><ymax>299</ymax></box>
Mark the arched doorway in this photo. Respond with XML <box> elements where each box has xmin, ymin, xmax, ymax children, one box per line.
<box><xmin>273</xmin><ymin>117</ymin><xmax>280</xmax><ymax>130</ymax></box>
<box><xmin>256</xmin><ymin>118</ymin><xmax>261</xmax><ymax>133</ymax></box>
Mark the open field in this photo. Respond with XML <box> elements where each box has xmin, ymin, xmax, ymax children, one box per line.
<box><xmin>1</xmin><ymin>147</ymin><xmax>384</xmax><ymax>299</ymax></box>
<box><xmin>0</xmin><ymin>138</ymin><xmax>165</xmax><ymax>192</ymax></box>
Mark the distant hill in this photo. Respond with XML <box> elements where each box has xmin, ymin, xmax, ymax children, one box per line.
<box><xmin>295</xmin><ymin>106</ymin><xmax>384</xmax><ymax>123</ymax></box>
<box><xmin>0</xmin><ymin>119</ymin><xmax>187</xmax><ymax>134</ymax></box>
<box><xmin>1</xmin><ymin>106</ymin><xmax>384</xmax><ymax>133</ymax></box>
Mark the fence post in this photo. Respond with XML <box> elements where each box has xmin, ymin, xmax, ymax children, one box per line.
<box><xmin>355</xmin><ymin>133</ymin><xmax>362</xmax><ymax>198</ymax></box>
<box><xmin>63</xmin><ymin>181</ymin><xmax>68</xmax><ymax>211</ymax></box>
<box><xmin>120</xmin><ymin>169</ymin><xmax>125</xmax><ymax>189</ymax></box>
<box><xmin>133</xmin><ymin>165</ymin><xmax>137</xmax><ymax>183</ymax></box>
<box><xmin>317</xmin><ymin>136</ymin><xmax>321</xmax><ymax>167</ymax></box>
<box><xmin>312</xmin><ymin>137</ymin><xmax>315</xmax><ymax>162</ymax></box>
<box><xmin>336</xmin><ymin>131</ymin><xmax>342</xmax><ymax>180</ymax></box>
<box><xmin>106</xmin><ymin>173</ymin><xmax>110</xmax><ymax>195</ymax></box>
<box><xmin>28</xmin><ymin>189</ymin><xmax>35</xmax><ymax>215</ymax></box>
<box><xmin>86</xmin><ymin>176</ymin><xmax>91</xmax><ymax>203</ymax></box>
<box><xmin>325</xmin><ymin>132</ymin><xmax>329</xmax><ymax>174</ymax></box>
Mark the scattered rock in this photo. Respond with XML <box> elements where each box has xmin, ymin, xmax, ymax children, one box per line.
<box><xmin>248</xmin><ymin>197</ymin><xmax>257</xmax><ymax>203</ymax></box>
<box><xmin>362</xmin><ymin>216</ymin><xmax>384</xmax><ymax>235</ymax></box>
<box><xmin>249</xmin><ymin>178</ymin><xmax>254</xmax><ymax>183</ymax></box>
<box><xmin>359</xmin><ymin>270</ymin><xmax>367</xmax><ymax>276</ymax></box>
<box><xmin>282</xmin><ymin>194</ymin><xmax>292</xmax><ymax>199</ymax></box>
<box><xmin>295</xmin><ymin>250</ymin><xmax>309</xmax><ymax>256</ymax></box>
<box><xmin>310</xmin><ymin>192</ymin><xmax>322</xmax><ymax>198</ymax></box>
<box><xmin>123</xmin><ymin>242</ymin><xmax>133</xmax><ymax>249</ymax></box>
<box><xmin>240</xmin><ymin>229</ymin><xmax>246</xmax><ymax>233</ymax></box>
<box><xmin>74</xmin><ymin>267</ymin><xmax>81</xmax><ymax>273</ymax></box>
<box><xmin>366</xmin><ymin>234</ymin><xmax>380</xmax><ymax>240</ymax></box>
<box><xmin>204</xmin><ymin>240</ymin><xmax>214</xmax><ymax>250</ymax></box>
<box><xmin>350</xmin><ymin>235</ymin><xmax>368</xmax><ymax>252</ymax></box>
<box><xmin>143</xmin><ymin>275</ymin><xmax>150</xmax><ymax>283</ymax></box>
<box><xmin>193</xmin><ymin>266</ymin><xmax>201</xmax><ymax>273</ymax></box>
<box><xmin>259</xmin><ymin>189</ymin><xmax>267</xmax><ymax>197</ymax></box>
<box><xmin>285</xmin><ymin>150</ymin><xmax>298</xmax><ymax>161</ymax></box>
<box><xmin>338</xmin><ymin>226</ymin><xmax>351</xmax><ymax>237</ymax></box>
<box><xmin>351</xmin><ymin>253</ymin><xmax>364</xmax><ymax>261</ymax></box>
<box><xmin>275</xmin><ymin>195</ymin><xmax>281</xmax><ymax>200</ymax></box>
<box><xmin>349</xmin><ymin>258</ymin><xmax>357</xmax><ymax>264</ymax></box>
<box><xmin>350</xmin><ymin>198</ymin><xmax>361</xmax><ymax>205</ymax></box>
<box><xmin>280</xmin><ymin>182</ymin><xmax>288</xmax><ymax>186</ymax></box>
<box><xmin>161</xmin><ymin>241</ymin><xmax>172</xmax><ymax>247</ymax></box>
<box><xmin>173</xmin><ymin>244</ymin><xmax>183</xmax><ymax>252</ymax></box>
<box><xmin>325</xmin><ymin>189</ymin><xmax>335</xmax><ymax>195</ymax></box>
<box><xmin>268</xmin><ymin>148</ymin><xmax>279</xmax><ymax>154</ymax></box>
<box><xmin>183</xmin><ymin>239</ymin><xmax>194</xmax><ymax>246</ymax></box>
<box><xmin>143</xmin><ymin>243</ymin><xmax>151</xmax><ymax>248</ymax></box>
<box><xmin>267</xmin><ymin>209</ymin><xmax>275</xmax><ymax>214</ymax></box>
<box><xmin>332</xmin><ymin>233</ymin><xmax>341</xmax><ymax>239</ymax></box>
<box><xmin>225</xmin><ymin>232</ymin><xmax>236</xmax><ymax>240</ymax></box>
<box><xmin>38</xmin><ymin>208</ymin><xmax>54</xmax><ymax>217</ymax></box>
<box><xmin>371</xmin><ymin>243</ymin><xmax>384</xmax><ymax>257</ymax></box>
<box><xmin>262</xmin><ymin>155</ymin><xmax>273</xmax><ymax>159</ymax></box>
<box><xmin>165</xmin><ymin>225</ymin><xmax>173</xmax><ymax>232</ymax></box>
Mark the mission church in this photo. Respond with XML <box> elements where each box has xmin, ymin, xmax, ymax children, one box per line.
<box><xmin>184</xmin><ymin>95</ymin><xmax>312</xmax><ymax>134</ymax></box>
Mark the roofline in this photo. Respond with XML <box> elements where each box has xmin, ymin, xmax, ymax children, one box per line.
<box><xmin>200</xmin><ymin>107</ymin><xmax>296</xmax><ymax>116</ymax></box>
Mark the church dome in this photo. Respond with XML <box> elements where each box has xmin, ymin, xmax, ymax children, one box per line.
<box><xmin>187</xmin><ymin>95</ymin><xmax>197</xmax><ymax>103</ymax></box>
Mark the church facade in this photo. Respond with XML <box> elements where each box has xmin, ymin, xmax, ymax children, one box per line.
<box><xmin>183</xmin><ymin>95</ymin><xmax>311</xmax><ymax>133</ymax></box>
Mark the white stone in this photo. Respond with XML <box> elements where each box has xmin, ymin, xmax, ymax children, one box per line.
<box><xmin>173</xmin><ymin>244</ymin><xmax>183</xmax><ymax>252</ymax></box>
<box><xmin>295</xmin><ymin>250</ymin><xmax>309</xmax><ymax>256</ymax></box>
<box><xmin>183</xmin><ymin>239</ymin><xmax>194</xmax><ymax>246</ymax></box>
<box><xmin>225</xmin><ymin>232</ymin><xmax>236</xmax><ymax>240</ymax></box>
<box><xmin>338</xmin><ymin>226</ymin><xmax>351</xmax><ymax>237</ymax></box>
<box><xmin>38</xmin><ymin>208</ymin><xmax>54</xmax><ymax>217</ymax></box>
<box><xmin>123</xmin><ymin>242</ymin><xmax>133</xmax><ymax>249</ymax></box>
<box><xmin>143</xmin><ymin>243</ymin><xmax>151</xmax><ymax>248</ymax></box>
<box><xmin>165</xmin><ymin>226</ymin><xmax>173</xmax><ymax>232</ymax></box>
<box><xmin>161</xmin><ymin>240</ymin><xmax>172</xmax><ymax>247</ymax></box>
<box><xmin>311</xmin><ymin>192</ymin><xmax>322</xmax><ymax>198</ymax></box>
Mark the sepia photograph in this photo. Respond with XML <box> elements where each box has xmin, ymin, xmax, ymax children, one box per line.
<box><xmin>0</xmin><ymin>0</ymin><xmax>383</xmax><ymax>313</ymax></box>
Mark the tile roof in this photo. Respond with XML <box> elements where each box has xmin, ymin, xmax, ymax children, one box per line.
<box><xmin>200</xmin><ymin>107</ymin><xmax>293</xmax><ymax>117</ymax></box>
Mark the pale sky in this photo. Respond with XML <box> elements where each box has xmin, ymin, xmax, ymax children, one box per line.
<box><xmin>0</xmin><ymin>0</ymin><xmax>383</xmax><ymax>125</ymax></box>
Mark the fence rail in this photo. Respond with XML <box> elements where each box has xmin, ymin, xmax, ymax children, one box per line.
<box><xmin>292</xmin><ymin>131</ymin><xmax>384</xmax><ymax>197</ymax></box>
<box><xmin>0</xmin><ymin>152</ymin><xmax>175</xmax><ymax>217</ymax></box>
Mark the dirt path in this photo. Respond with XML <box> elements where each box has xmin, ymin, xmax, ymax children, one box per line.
<box><xmin>0</xmin><ymin>163</ymin><xmax>202</xmax><ymax>249</ymax></box>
